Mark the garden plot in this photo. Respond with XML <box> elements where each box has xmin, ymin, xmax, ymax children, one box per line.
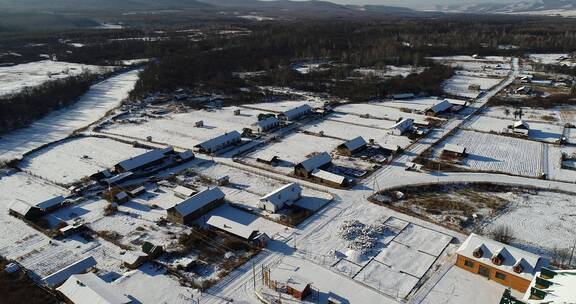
<box><xmin>45</xmin><ymin>198</ymin><xmax>109</xmax><ymax>227</ymax></box>
<box><xmin>326</xmin><ymin>112</ymin><xmax>396</xmax><ymax>129</ymax></box>
<box><xmin>335</xmin><ymin>103</ymin><xmax>433</xmax><ymax>125</ymax></box>
<box><xmin>194</xmin><ymin>162</ymin><xmax>284</xmax><ymax>195</ymax></box>
<box><xmin>393</xmin><ymin>224</ymin><xmax>453</xmax><ymax>256</ymax></box>
<box><xmin>19</xmin><ymin>137</ymin><xmax>148</xmax><ymax>185</ymax></box>
<box><xmin>0</xmin><ymin>172</ymin><xmax>68</xmax><ymax>213</ymax></box>
<box><xmin>332</xmin><ymin>258</ymin><xmax>363</xmax><ymax>278</ymax></box>
<box><xmin>463</xmin><ymin>115</ymin><xmax>563</xmax><ymax>143</ymax></box>
<box><xmin>434</xmin><ymin>130</ymin><xmax>544</xmax><ymax>177</ymax></box>
<box><xmin>0</xmin><ymin>69</ymin><xmax>140</xmax><ymax>162</ymax></box>
<box><xmin>355</xmin><ymin>261</ymin><xmax>420</xmax><ymax>298</ymax></box>
<box><xmin>0</xmin><ymin>60</ymin><xmax>113</xmax><ymax>96</ymax></box>
<box><xmin>442</xmin><ymin>74</ymin><xmax>502</xmax><ymax>99</ymax></box>
<box><xmin>103</xmin><ymin>106</ymin><xmax>262</xmax><ymax>149</ymax></box>
<box><xmin>380</xmin><ymin>97</ymin><xmax>466</xmax><ymax>113</ymax></box>
<box><xmin>484</xmin><ymin>106</ymin><xmax>564</xmax><ymax>124</ymax></box>
<box><xmin>303</xmin><ymin>119</ymin><xmax>412</xmax><ymax>148</ymax></box>
<box><xmin>374</xmin><ymin>242</ymin><xmax>437</xmax><ymax>278</ymax></box>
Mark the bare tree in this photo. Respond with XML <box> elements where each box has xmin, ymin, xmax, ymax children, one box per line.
<box><xmin>491</xmin><ymin>225</ymin><xmax>514</xmax><ymax>244</ymax></box>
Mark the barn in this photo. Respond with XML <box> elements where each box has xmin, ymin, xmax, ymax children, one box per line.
<box><xmin>251</xmin><ymin>117</ymin><xmax>280</xmax><ymax>133</ymax></box>
<box><xmin>115</xmin><ymin>147</ymin><xmax>174</xmax><ymax>173</ymax></box>
<box><xmin>167</xmin><ymin>187</ymin><xmax>225</xmax><ymax>225</ymax></box>
<box><xmin>455</xmin><ymin>234</ymin><xmax>548</xmax><ymax>292</ymax></box>
<box><xmin>194</xmin><ymin>131</ymin><xmax>241</xmax><ymax>154</ymax></box>
<box><xmin>336</xmin><ymin>136</ymin><xmax>368</xmax><ymax>156</ymax></box>
<box><xmin>294</xmin><ymin>152</ymin><xmax>332</xmax><ymax>178</ymax></box>
<box><xmin>206</xmin><ymin>215</ymin><xmax>270</xmax><ymax>248</ymax></box>
<box><xmin>57</xmin><ymin>272</ymin><xmax>132</xmax><ymax>304</ymax></box>
<box><xmin>425</xmin><ymin>99</ymin><xmax>452</xmax><ymax>117</ymax></box>
<box><xmin>278</xmin><ymin>105</ymin><xmax>313</xmax><ymax>121</ymax></box>
<box><xmin>43</xmin><ymin>256</ymin><xmax>98</xmax><ymax>289</ymax></box>
<box><xmin>389</xmin><ymin>118</ymin><xmax>414</xmax><ymax>136</ymax></box>
<box><xmin>311</xmin><ymin>169</ymin><xmax>347</xmax><ymax>188</ymax></box>
<box><xmin>259</xmin><ymin>183</ymin><xmax>303</xmax><ymax>213</ymax></box>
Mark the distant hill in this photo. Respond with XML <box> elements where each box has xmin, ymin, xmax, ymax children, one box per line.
<box><xmin>0</xmin><ymin>0</ymin><xmax>212</xmax><ymax>13</ymax></box>
<box><xmin>435</xmin><ymin>0</ymin><xmax>576</xmax><ymax>16</ymax></box>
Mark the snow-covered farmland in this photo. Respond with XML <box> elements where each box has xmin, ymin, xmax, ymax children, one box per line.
<box><xmin>434</xmin><ymin>130</ymin><xmax>545</xmax><ymax>177</ymax></box>
<box><xmin>463</xmin><ymin>115</ymin><xmax>564</xmax><ymax>143</ymax></box>
<box><xmin>528</xmin><ymin>53</ymin><xmax>575</xmax><ymax>66</ymax></box>
<box><xmin>484</xmin><ymin>106</ymin><xmax>565</xmax><ymax>124</ymax></box>
<box><xmin>335</xmin><ymin>103</ymin><xmax>434</xmax><ymax>125</ymax></box>
<box><xmin>244</xmin><ymin>99</ymin><xmax>322</xmax><ymax>113</ymax></box>
<box><xmin>19</xmin><ymin>137</ymin><xmax>148</xmax><ymax>185</ymax></box>
<box><xmin>103</xmin><ymin>106</ymin><xmax>262</xmax><ymax>149</ymax></box>
<box><xmin>379</xmin><ymin>97</ymin><xmax>466</xmax><ymax>112</ymax></box>
<box><xmin>443</xmin><ymin>74</ymin><xmax>503</xmax><ymax>99</ymax></box>
<box><xmin>0</xmin><ymin>69</ymin><xmax>140</xmax><ymax>162</ymax></box>
<box><xmin>0</xmin><ymin>60</ymin><xmax>114</xmax><ymax>96</ymax></box>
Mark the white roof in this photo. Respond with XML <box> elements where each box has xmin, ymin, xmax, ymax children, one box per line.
<box><xmin>339</xmin><ymin>136</ymin><xmax>367</xmax><ymax>152</ymax></box>
<box><xmin>443</xmin><ymin>144</ymin><xmax>466</xmax><ymax>154</ymax></box>
<box><xmin>57</xmin><ymin>272</ymin><xmax>131</xmax><ymax>304</ymax></box>
<box><xmin>36</xmin><ymin>195</ymin><xmax>65</xmax><ymax>210</ymax></box>
<box><xmin>514</xmin><ymin>120</ymin><xmax>529</xmax><ymax>129</ymax></box>
<box><xmin>260</xmin><ymin>183</ymin><xmax>302</xmax><ymax>206</ymax></box>
<box><xmin>298</xmin><ymin>152</ymin><xmax>332</xmax><ymax>172</ymax></box>
<box><xmin>380</xmin><ymin>143</ymin><xmax>401</xmax><ymax>152</ymax></box>
<box><xmin>104</xmin><ymin>172</ymin><xmax>134</xmax><ymax>184</ymax></box>
<box><xmin>9</xmin><ymin>199</ymin><xmax>36</xmax><ymax>216</ymax></box>
<box><xmin>456</xmin><ymin>233</ymin><xmax>547</xmax><ymax>281</ymax></box>
<box><xmin>524</xmin><ymin>269</ymin><xmax>576</xmax><ymax>303</ymax></box>
<box><xmin>195</xmin><ymin>131</ymin><xmax>241</xmax><ymax>150</ymax></box>
<box><xmin>43</xmin><ymin>256</ymin><xmax>97</xmax><ymax>288</ymax></box>
<box><xmin>173</xmin><ymin>185</ymin><xmax>196</xmax><ymax>197</ymax></box>
<box><xmin>116</xmin><ymin>147</ymin><xmax>173</xmax><ymax>172</ymax></box>
<box><xmin>311</xmin><ymin>169</ymin><xmax>346</xmax><ymax>185</ymax></box>
<box><xmin>171</xmin><ymin>187</ymin><xmax>225</xmax><ymax>217</ymax></box>
<box><xmin>206</xmin><ymin>215</ymin><xmax>256</xmax><ymax>240</ymax></box>
<box><xmin>252</xmin><ymin>117</ymin><xmax>279</xmax><ymax>129</ymax></box>
<box><xmin>281</xmin><ymin>104</ymin><xmax>312</xmax><ymax>120</ymax></box>
<box><xmin>427</xmin><ymin>99</ymin><xmax>452</xmax><ymax>114</ymax></box>
<box><xmin>391</xmin><ymin>118</ymin><xmax>414</xmax><ymax>131</ymax></box>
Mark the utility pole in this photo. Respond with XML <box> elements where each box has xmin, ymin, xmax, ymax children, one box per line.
<box><xmin>252</xmin><ymin>261</ymin><xmax>256</xmax><ymax>290</ymax></box>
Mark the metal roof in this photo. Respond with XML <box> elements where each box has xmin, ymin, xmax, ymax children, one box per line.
<box><xmin>260</xmin><ymin>183</ymin><xmax>302</xmax><ymax>207</ymax></box>
<box><xmin>339</xmin><ymin>137</ymin><xmax>367</xmax><ymax>152</ymax></box>
<box><xmin>116</xmin><ymin>147</ymin><xmax>173</xmax><ymax>172</ymax></box>
<box><xmin>427</xmin><ymin>99</ymin><xmax>452</xmax><ymax>114</ymax></box>
<box><xmin>252</xmin><ymin>117</ymin><xmax>280</xmax><ymax>129</ymax></box>
<box><xmin>43</xmin><ymin>256</ymin><xmax>97</xmax><ymax>288</ymax></box>
<box><xmin>195</xmin><ymin>131</ymin><xmax>241</xmax><ymax>151</ymax></box>
<box><xmin>311</xmin><ymin>169</ymin><xmax>346</xmax><ymax>185</ymax></box>
<box><xmin>57</xmin><ymin>272</ymin><xmax>131</xmax><ymax>304</ymax></box>
<box><xmin>297</xmin><ymin>152</ymin><xmax>332</xmax><ymax>173</ymax></box>
<box><xmin>171</xmin><ymin>187</ymin><xmax>225</xmax><ymax>217</ymax></box>
<box><xmin>36</xmin><ymin>195</ymin><xmax>65</xmax><ymax>210</ymax></box>
<box><xmin>281</xmin><ymin>104</ymin><xmax>312</xmax><ymax>120</ymax></box>
<box><xmin>206</xmin><ymin>215</ymin><xmax>257</xmax><ymax>240</ymax></box>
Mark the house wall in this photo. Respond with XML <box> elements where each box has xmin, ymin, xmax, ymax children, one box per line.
<box><xmin>455</xmin><ymin>254</ymin><xmax>532</xmax><ymax>292</ymax></box>
<box><xmin>180</xmin><ymin>198</ymin><xmax>225</xmax><ymax>225</ymax></box>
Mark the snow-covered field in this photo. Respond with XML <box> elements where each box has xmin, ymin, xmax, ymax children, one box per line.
<box><xmin>484</xmin><ymin>106</ymin><xmax>566</xmax><ymax>124</ymax></box>
<box><xmin>379</xmin><ymin>97</ymin><xmax>465</xmax><ymax>112</ymax></box>
<box><xmin>463</xmin><ymin>115</ymin><xmax>563</xmax><ymax>143</ymax></box>
<box><xmin>528</xmin><ymin>53</ymin><xmax>575</xmax><ymax>66</ymax></box>
<box><xmin>0</xmin><ymin>69</ymin><xmax>140</xmax><ymax>161</ymax></box>
<box><xmin>434</xmin><ymin>130</ymin><xmax>544</xmax><ymax>177</ymax></box>
<box><xmin>19</xmin><ymin>137</ymin><xmax>148</xmax><ymax>185</ymax></box>
<box><xmin>244</xmin><ymin>99</ymin><xmax>322</xmax><ymax>113</ymax></box>
<box><xmin>0</xmin><ymin>60</ymin><xmax>114</xmax><ymax>96</ymax></box>
<box><xmin>443</xmin><ymin>74</ymin><xmax>503</xmax><ymax>99</ymax></box>
<box><xmin>335</xmin><ymin>103</ymin><xmax>434</xmax><ymax>125</ymax></box>
<box><xmin>354</xmin><ymin>65</ymin><xmax>426</xmax><ymax>79</ymax></box>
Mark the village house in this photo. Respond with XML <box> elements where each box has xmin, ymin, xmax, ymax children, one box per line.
<box><xmin>442</xmin><ymin>144</ymin><xmax>467</xmax><ymax>158</ymax></box>
<box><xmin>9</xmin><ymin>195</ymin><xmax>66</xmax><ymax>221</ymax></box>
<box><xmin>206</xmin><ymin>215</ymin><xmax>270</xmax><ymax>248</ymax></box>
<box><xmin>455</xmin><ymin>233</ymin><xmax>548</xmax><ymax>292</ymax></box>
<box><xmin>336</xmin><ymin>136</ymin><xmax>368</xmax><ymax>156</ymax></box>
<box><xmin>389</xmin><ymin>118</ymin><xmax>414</xmax><ymax>136</ymax></box>
<box><xmin>425</xmin><ymin>99</ymin><xmax>453</xmax><ymax>117</ymax></box>
<box><xmin>311</xmin><ymin>169</ymin><xmax>348</xmax><ymax>188</ymax></box>
<box><xmin>256</xmin><ymin>154</ymin><xmax>280</xmax><ymax>166</ymax></box>
<box><xmin>508</xmin><ymin>120</ymin><xmax>530</xmax><ymax>137</ymax></box>
<box><xmin>258</xmin><ymin>183</ymin><xmax>303</xmax><ymax>213</ymax></box>
<box><xmin>264</xmin><ymin>269</ymin><xmax>312</xmax><ymax>301</ymax></box>
<box><xmin>115</xmin><ymin>147</ymin><xmax>175</xmax><ymax>173</ymax></box>
<box><xmin>251</xmin><ymin>116</ymin><xmax>280</xmax><ymax>133</ymax></box>
<box><xmin>522</xmin><ymin>268</ymin><xmax>576</xmax><ymax>303</ymax></box>
<box><xmin>43</xmin><ymin>256</ymin><xmax>98</xmax><ymax>289</ymax></box>
<box><xmin>57</xmin><ymin>272</ymin><xmax>132</xmax><ymax>304</ymax></box>
<box><xmin>294</xmin><ymin>152</ymin><xmax>332</xmax><ymax>178</ymax></box>
<box><xmin>194</xmin><ymin>131</ymin><xmax>241</xmax><ymax>154</ymax></box>
<box><xmin>167</xmin><ymin>187</ymin><xmax>225</xmax><ymax>225</ymax></box>
<box><xmin>277</xmin><ymin>104</ymin><xmax>313</xmax><ymax>121</ymax></box>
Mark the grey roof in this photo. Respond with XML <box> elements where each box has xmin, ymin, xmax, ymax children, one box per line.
<box><xmin>339</xmin><ymin>137</ymin><xmax>367</xmax><ymax>152</ymax></box>
<box><xmin>443</xmin><ymin>144</ymin><xmax>466</xmax><ymax>154</ymax></box>
<box><xmin>36</xmin><ymin>195</ymin><xmax>65</xmax><ymax>210</ymax></box>
<box><xmin>427</xmin><ymin>99</ymin><xmax>452</xmax><ymax>114</ymax></box>
<box><xmin>391</xmin><ymin>118</ymin><xmax>414</xmax><ymax>131</ymax></box>
<box><xmin>171</xmin><ymin>187</ymin><xmax>225</xmax><ymax>217</ymax></box>
<box><xmin>207</xmin><ymin>215</ymin><xmax>256</xmax><ymax>240</ymax></box>
<box><xmin>252</xmin><ymin>117</ymin><xmax>280</xmax><ymax>129</ymax></box>
<box><xmin>9</xmin><ymin>200</ymin><xmax>36</xmax><ymax>216</ymax></box>
<box><xmin>281</xmin><ymin>104</ymin><xmax>312</xmax><ymax>120</ymax></box>
<box><xmin>116</xmin><ymin>147</ymin><xmax>173</xmax><ymax>172</ymax></box>
<box><xmin>297</xmin><ymin>152</ymin><xmax>332</xmax><ymax>173</ymax></box>
<box><xmin>43</xmin><ymin>256</ymin><xmax>97</xmax><ymax>288</ymax></box>
<box><xmin>57</xmin><ymin>272</ymin><xmax>131</xmax><ymax>304</ymax></box>
<box><xmin>311</xmin><ymin>169</ymin><xmax>346</xmax><ymax>185</ymax></box>
<box><xmin>195</xmin><ymin>131</ymin><xmax>241</xmax><ymax>151</ymax></box>
<box><xmin>260</xmin><ymin>183</ymin><xmax>302</xmax><ymax>207</ymax></box>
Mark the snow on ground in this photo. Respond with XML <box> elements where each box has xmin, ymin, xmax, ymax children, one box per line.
<box><xmin>0</xmin><ymin>69</ymin><xmax>140</xmax><ymax>162</ymax></box>
<box><xmin>19</xmin><ymin>137</ymin><xmax>148</xmax><ymax>185</ymax></box>
<box><xmin>421</xmin><ymin>266</ymin><xmax>510</xmax><ymax>304</ymax></box>
<box><xmin>463</xmin><ymin>115</ymin><xmax>563</xmax><ymax>143</ymax></box>
<box><xmin>0</xmin><ymin>172</ymin><xmax>68</xmax><ymax>210</ymax></box>
<box><xmin>335</xmin><ymin>103</ymin><xmax>434</xmax><ymax>125</ymax></box>
<box><xmin>379</xmin><ymin>97</ymin><xmax>465</xmax><ymax>112</ymax></box>
<box><xmin>244</xmin><ymin>100</ymin><xmax>322</xmax><ymax>113</ymax></box>
<box><xmin>484</xmin><ymin>190</ymin><xmax>576</xmax><ymax>252</ymax></box>
<box><xmin>484</xmin><ymin>106</ymin><xmax>565</xmax><ymax>124</ymax></box>
<box><xmin>434</xmin><ymin>129</ymin><xmax>544</xmax><ymax>177</ymax></box>
<box><xmin>528</xmin><ymin>53</ymin><xmax>574</xmax><ymax>66</ymax></box>
<box><xmin>195</xmin><ymin>162</ymin><xmax>284</xmax><ymax>196</ymax></box>
<box><xmin>303</xmin><ymin>118</ymin><xmax>412</xmax><ymax>148</ymax></box>
<box><xmin>103</xmin><ymin>106</ymin><xmax>262</xmax><ymax>149</ymax></box>
<box><xmin>0</xmin><ymin>60</ymin><xmax>113</xmax><ymax>96</ymax></box>
<box><xmin>443</xmin><ymin>74</ymin><xmax>503</xmax><ymax>99</ymax></box>
<box><xmin>354</xmin><ymin>65</ymin><xmax>426</xmax><ymax>79</ymax></box>
<box><xmin>356</xmin><ymin>259</ymin><xmax>420</xmax><ymax>298</ymax></box>
<box><xmin>430</xmin><ymin>55</ymin><xmax>509</xmax><ymax>63</ymax></box>
<box><xmin>326</xmin><ymin>112</ymin><xmax>396</xmax><ymax>129</ymax></box>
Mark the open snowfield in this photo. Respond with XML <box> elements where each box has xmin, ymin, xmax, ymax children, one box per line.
<box><xmin>243</xmin><ymin>99</ymin><xmax>322</xmax><ymax>113</ymax></box>
<box><xmin>0</xmin><ymin>60</ymin><xmax>113</xmax><ymax>96</ymax></box>
<box><xmin>380</xmin><ymin>97</ymin><xmax>466</xmax><ymax>112</ymax></box>
<box><xmin>434</xmin><ymin>130</ymin><xmax>544</xmax><ymax>177</ymax></box>
<box><xmin>443</xmin><ymin>74</ymin><xmax>503</xmax><ymax>99</ymax></box>
<box><xmin>103</xmin><ymin>106</ymin><xmax>262</xmax><ymax>149</ymax></box>
<box><xmin>327</xmin><ymin>112</ymin><xmax>396</xmax><ymax>129</ymax></box>
<box><xmin>335</xmin><ymin>103</ymin><xmax>434</xmax><ymax>125</ymax></box>
<box><xmin>528</xmin><ymin>53</ymin><xmax>575</xmax><ymax>66</ymax></box>
<box><xmin>303</xmin><ymin>118</ymin><xmax>412</xmax><ymax>148</ymax></box>
<box><xmin>463</xmin><ymin>115</ymin><xmax>563</xmax><ymax>143</ymax></box>
<box><xmin>19</xmin><ymin>137</ymin><xmax>148</xmax><ymax>185</ymax></box>
<box><xmin>0</xmin><ymin>69</ymin><xmax>140</xmax><ymax>162</ymax></box>
<box><xmin>430</xmin><ymin>55</ymin><xmax>509</xmax><ymax>63</ymax></box>
<box><xmin>484</xmin><ymin>106</ymin><xmax>565</xmax><ymax>123</ymax></box>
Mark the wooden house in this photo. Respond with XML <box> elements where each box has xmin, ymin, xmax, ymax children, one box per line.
<box><xmin>336</xmin><ymin>137</ymin><xmax>368</xmax><ymax>156</ymax></box>
<box><xmin>167</xmin><ymin>188</ymin><xmax>225</xmax><ymax>225</ymax></box>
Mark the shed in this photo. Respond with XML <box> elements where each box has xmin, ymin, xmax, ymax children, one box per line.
<box><xmin>57</xmin><ymin>272</ymin><xmax>132</xmax><ymax>304</ymax></box>
<box><xmin>206</xmin><ymin>216</ymin><xmax>269</xmax><ymax>248</ymax></box>
<box><xmin>311</xmin><ymin>169</ymin><xmax>347</xmax><ymax>187</ymax></box>
<box><xmin>9</xmin><ymin>200</ymin><xmax>42</xmax><ymax>221</ymax></box>
<box><xmin>36</xmin><ymin>195</ymin><xmax>65</xmax><ymax>212</ymax></box>
<box><xmin>259</xmin><ymin>183</ymin><xmax>302</xmax><ymax>213</ymax></box>
<box><xmin>114</xmin><ymin>192</ymin><xmax>129</xmax><ymax>204</ymax></box>
<box><xmin>425</xmin><ymin>100</ymin><xmax>452</xmax><ymax>116</ymax></box>
<box><xmin>121</xmin><ymin>251</ymin><xmax>148</xmax><ymax>269</ymax></box>
<box><xmin>173</xmin><ymin>185</ymin><xmax>197</xmax><ymax>199</ymax></box>
<box><xmin>251</xmin><ymin>117</ymin><xmax>280</xmax><ymax>133</ymax></box>
<box><xmin>278</xmin><ymin>105</ymin><xmax>313</xmax><ymax>121</ymax></box>
<box><xmin>194</xmin><ymin>131</ymin><xmax>241</xmax><ymax>154</ymax></box>
<box><xmin>167</xmin><ymin>187</ymin><xmax>225</xmax><ymax>225</ymax></box>
<box><xmin>285</xmin><ymin>276</ymin><xmax>312</xmax><ymax>300</ymax></box>
<box><xmin>128</xmin><ymin>186</ymin><xmax>146</xmax><ymax>197</ymax></box>
<box><xmin>336</xmin><ymin>137</ymin><xmax>368</xmax><ymax>156</ymax></box>
<box><xmin>442</xmin><ymin>144</ymin><xmax>467</xmax><ymax>157</ymax></box>
<box><xmin>103</xmin><ymin>172</ymin><xmax>133</xmax><ymax>186</ymax></box>
<box><xmin>177</xmin><ymin>150</ymin><xmax>195</xmax><ymax>162</ymax></box>
<box><xmin>43</xmin><ymin>256</ymin><xmax>98</xmax><ymax>289</ymax></box>
<box><xmin>294</xmin><ymin>152</ymin><xmax>332</xmax><ymax>178</ymax></box>
<box><xmin>389</xmin><ymin>93</ymin><xmax>415</xmax><ymax>100</ymax></box>
<box><xmin>115</xmin><ymin>147</ymin><xmax>174</xmax><ymax>173</ymax></box>
<box><xmin>389</xmin><ymin>118</ymin><xmax>414</xmax><ymax>136</ymax></box>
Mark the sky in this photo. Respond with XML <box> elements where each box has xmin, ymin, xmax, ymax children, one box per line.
<box><xmin>303</xmin><ymin>0</ymin><xmax>526</xmax><ymax>9</ymax></box>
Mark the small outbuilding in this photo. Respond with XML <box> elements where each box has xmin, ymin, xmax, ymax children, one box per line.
<box><xmin>336</xmin><ymin>137</ymin><xmax>368</xmax><ymax>156</ymax></box>
<box><xmin>167</xmin><ymin>187</ymin><xmax>225</xmax><ymax>225</ymax></box>
<box><xmin>294</xmin><ymin>152</ymin><xmax>332</xmax><ymax>178</ymax></box>
<box><xmin>389</xmin><ymin>118</ymin><xmax>414</xmax><ymax>136</ymax></box>
<box><xmin>259</xmin><ymin>183</ymin><xmax>303</xmax><ymax>213</ymax></box>
<box><xmin>173</xmin><ymin>185</ymin><xmax>197</xmax><ymax>199</ymax></box>
<box><xmin>251</xmin><ymin>117</ymin><xmax>280</xmax><ymax>133</ymax></box>
<box><xmin>311</xmin><ymin>169</ymin><xmax>347</xmax><ymax>188</ymax></box>
<box><xmin>425</xmin><ymin>99</ymin><xmax>452</xmax><ymax>116</ymax></box>
<box><xmin>57</xmin><ymin>272</ymin><xmax>132</xmax><ymax>304</ymax></box>
<box><xmin>442</xmin><ymin>144</ymin><xmax>467</xmax><ymax>158</ymax></box>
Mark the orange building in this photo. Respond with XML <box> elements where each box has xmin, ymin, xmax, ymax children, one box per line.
<box><xmin>455</xmin><ymin>234</ymin><xmax>549</xmax><ymax>293</ymax></box>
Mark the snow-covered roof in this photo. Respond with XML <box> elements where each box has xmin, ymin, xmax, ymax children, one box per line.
<box><xmin>43</xmin><ymin>256</ymin><xmax>98</xmax><ymax>288</ymax></box>
<box><xmin>116</xmin><ymin>147</ymin><xmax>173</xmax><ymax>172</ymax></box>
<box><xmin>9</xmin><ymin>200</ymin><xmax>36</xmax><ymax>216</ymax></box>
<box><xmin>391</xmin><ymin>118</ymin><xmax>414</xmax><ymax>131</ymax></box>
<box><xmin>170</xmin><ymin>187</ymin><xmax>225</xmax><ymax>217</ymax></box>
<box><xmin>173</xmin><ymin>185</ymin><xmax>196</xmax><ymax>198</ymax></box>
<box><xmin>297</xmin><ymin>152</ymin><xmax>332</xmax><ymax>173</ymax></box>
<box><xmin>338</xmin><ymin>136</ymin><xmax>367</xmax><ymax>153</ymax></box>
<box><xmin>390</xmin><ymin>93</ymin><xmax>415</xmax><ymax>100</ymax></box>
<box><xmin>524</xmin><ymin>269</ymin><xmax>576</xmax><ymax>303</ymax></box>
<box><xmin>57</xmin><ymin>272</ymin><xmax>131</xmax><ymax>304</ymax></box>
<box><xmin>426</xmin><ymin>99</ymin><xmax>452</xmax><ymax>114</ymax></box>
<box><xmin>380</xmin><ymin>143</ymin><xmax>401</xmax><ymax>152</ymax></box>
<box><xmin>36</xmin><ymin>195</ymin><xmax>65</xmax><ymax>210</ymax></box>
<box><xmin>456</xmin><ymin>233</ymin><xmax>547</xmax><ymax>281</ymax></box>
<box><xmin>514</xmin><ymin>120</ymin><xmax>529</xmax><ymax>129</ymax></box>
<box><xmin>206</xmin><ymin>215</ymin><xmax>257</xmax><ymax>240</ymax></box>
<box><xmin>104</xmin><ymin>172</ymin><xmax>133</xmax><ymax>185</ymax></box>
<box><xmin>252</xmin><ymin>117</ymin><xmax>280</xmax><ymax>129</ymax></box>
<box><xmin>195</xmin><ymin>131</ymin><xmax>241</xmax><ymax>151</ymax></box>
<box><xmin>178</xmin><ymin>150</ymin><xmax>195</xmax><ymax>161</ymax></box>
<box><xmin>280</xmin><ymin>104</ymin><xmax>312</xmax><ymax>120</ymax></box>
<box><xmin>260</xmin><ymin>183</ymin><xmax>302</xmax><ymax>207</ymax></box>
<box><xmin>443</xmin><ymin>144</ymin><xmax>466</xmax><ymax>154</ymax></box>
<box><xmin>311</xmin><ymin>169</ymin><xmax>346</xmax><ymax>185</ymax></box>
